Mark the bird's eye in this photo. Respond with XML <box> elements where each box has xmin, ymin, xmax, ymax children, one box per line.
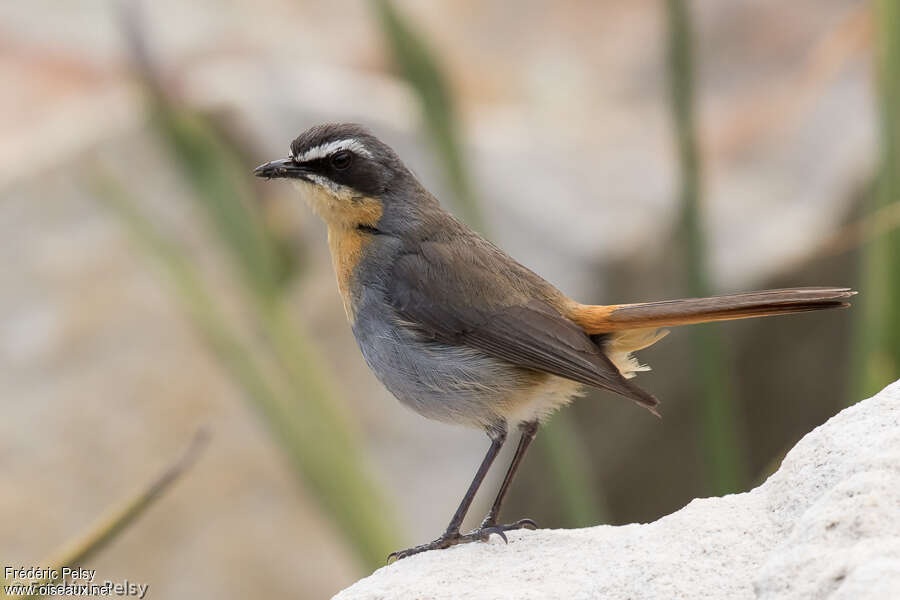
<box><xmin>331</xmin><ymin>151</ymin><xmax>352</xmax><ymax>170</ymax></box>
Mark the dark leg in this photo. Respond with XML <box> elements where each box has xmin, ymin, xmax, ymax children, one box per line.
<box><xmin>462</xmin><ymin>420</ymin><xmax>539</xmax><ymax>541</ymax></box>
<box><xmin>387</xmin><ymin>425</ymin><xmax>507</xmax><ymax>562</ymax></box>
<box><xmin>480</xmin><ymin>420</ymin><xmax>539</xmax><ymax>529</ymax></box>
<box><xmin>444</xmin><ymin>425</ymin><xmax>506</xmax><ymax>534</ymax></box>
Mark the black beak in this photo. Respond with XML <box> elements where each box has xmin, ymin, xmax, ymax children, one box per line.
<box><xmin>253</xmin><ymin>158</ymin><xmax>309</xmax><ymax>180</ymax></box>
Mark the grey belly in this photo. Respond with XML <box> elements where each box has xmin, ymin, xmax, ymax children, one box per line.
<box><xmin>351</xmin><ymin>309</ymin><xmax>536</xmax><ymax>429</ymax></box>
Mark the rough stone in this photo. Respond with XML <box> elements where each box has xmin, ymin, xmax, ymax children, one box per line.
<box><xmin>335</xmin><ymin>380</ymin><xmax>900</xmax><ymax>600</ymax></box>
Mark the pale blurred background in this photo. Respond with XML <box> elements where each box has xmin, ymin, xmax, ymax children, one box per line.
<box><xmin>2</xmin><ymin>0</ymin><xmax>898</xmax><ymax>598</ymax></box>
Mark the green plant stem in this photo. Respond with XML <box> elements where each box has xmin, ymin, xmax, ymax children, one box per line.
<box><xmin>540</xmin><ymin>412</ymin><xmax>608</xmax><ymax>526</ymax></box>
<box><xmin>856</xmin><ymin>0</ymin><xmax>900</xmax><ymax>401</ymax></box>
<box><xmin>666</xmin><ymin>0</ymin><xmax>743</xmax><ymax>495</ymax></box>
<box><xmin>10</xmin><ymin>430</ymin><xmax>208</xmax><ymax>600</ymax></box>
<box><xmin>125</xmin><ymin>24</ymin><xmax>402</xmax><ymax>562</ymax></box>
<box><xmin>372</xmin><ymin>0</ymin><xmax>483</xmax><ymax>231</ymax></box>
<box><xmin>372</xmin><ymin>0</ymin><xmax>607</xmax><ymax>525</ymax></box>
<box><xmin>91</xmin><ymin>171</ymin><xmax>399</xmax><ymax>569</ymax></box>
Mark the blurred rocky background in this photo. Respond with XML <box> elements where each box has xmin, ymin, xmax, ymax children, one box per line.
<box><xmin>1</xmin><ymin>0</ymin><xmax>896</xmax><ymax>598</ymax></box>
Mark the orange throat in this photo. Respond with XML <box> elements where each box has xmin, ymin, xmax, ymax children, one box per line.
<box><xmin>326</xmin><ymin>219</ymin><xmax>383</xmax><ymax>323</ymax></box>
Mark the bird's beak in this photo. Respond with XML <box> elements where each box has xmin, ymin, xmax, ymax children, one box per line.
<box><xmin>253</xmin><ymin>158</ymin><xmax>310</xmax><ymax>180</ymax></box>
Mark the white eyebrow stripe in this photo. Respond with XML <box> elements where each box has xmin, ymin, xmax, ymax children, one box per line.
<box><xmin>293</xmin><ymin>138</ymin><xmax>373</xmax><ymax>162</ymax></box>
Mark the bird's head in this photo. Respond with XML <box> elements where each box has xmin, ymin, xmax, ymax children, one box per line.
<box><xmin>254</xmin><ymin>123</ymin><xmax>413</xmax><ymax>230</ymax></box>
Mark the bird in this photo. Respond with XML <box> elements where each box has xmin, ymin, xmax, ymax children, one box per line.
<box><xmin>254</xmin><ymin>123</ymin><xmax>855</xmax><ymax>561</ymax></box>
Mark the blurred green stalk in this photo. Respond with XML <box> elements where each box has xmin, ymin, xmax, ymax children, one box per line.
<box><xmin>13</xmin><ymin>430</ymin><xmax>207</xmax><ymax>600</ymax></box>
<box><xmin>856</xmin><ymin>0</ymin><xmax>900</xmax><ymax>399</ymax></box>
<box><xmin>373</xmin><ymin>0</ymin><xmax>604</xmax><ymax>526</ymax></box>
<box><xmin>372</xmin><ymin>0</ymin><xmax>482</xmax><ymax>231</ymax></box>
<box><xmin>92</xmin><ymin>160</ymin><xmax>398</xmax><ymax>567</ymax></box>
<box><xmin>666</xmin><ymin>0</ymin><xmax>744</xmax><ymax>494</ymax></box>
<box><xmin>114</xmin><ymin>8</ymin><xmax>403</xmax><ymax>566</ymax></box>
<box><xmin>540</xmin><ymin>412</ymin><xmax>608</xmax><ymax>526</ymax></box>
<box><xmin>152</xmin><ymin>108</ymin><xmax>289</xmax><ymax>301</ymax></box>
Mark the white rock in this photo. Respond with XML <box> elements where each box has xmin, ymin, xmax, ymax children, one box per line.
<box><xmin>334</xmin><ymin>380</ymin><xmax>900</xmax><ymax>600</ymax></box>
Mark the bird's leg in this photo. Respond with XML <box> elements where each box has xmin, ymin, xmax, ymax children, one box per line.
<box><xmin>470</xmin><ymin>420</ymin><xmax>540</xmax><ymax>538</ymax></box>
<box><xmin>387</xmin><ymin>425</ymin><xmax>507</xmax><ymax>562</ymax></box>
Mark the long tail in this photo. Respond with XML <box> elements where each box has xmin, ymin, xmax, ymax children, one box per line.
<box><xmin>568</xmin><ymin>287</ymin><xmax>855</xmax><ymax>334</ymax></box>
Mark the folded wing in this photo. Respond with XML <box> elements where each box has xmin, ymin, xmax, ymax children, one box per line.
<box><xmin>387</xmin><ymin>241</ymin><xmax>659</xmax><ymax>414</ymax></box>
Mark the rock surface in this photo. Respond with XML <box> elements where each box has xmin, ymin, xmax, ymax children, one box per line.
<box><xmin>334</xmin><ymin>380</ymin><xmax>900</xmax><ymax>600</ymax></box>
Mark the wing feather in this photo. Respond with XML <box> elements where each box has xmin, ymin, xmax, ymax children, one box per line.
<box><xmin>387</xmin><ymin>243</ymin><xmax>659</xmax><ymax>413</ymax></box>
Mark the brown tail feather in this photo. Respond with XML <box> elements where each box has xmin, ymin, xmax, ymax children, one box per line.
<box><xmin>568</xmin><ymin>287</ymin><xmax>855</xmax><ymax>334</ymax></box>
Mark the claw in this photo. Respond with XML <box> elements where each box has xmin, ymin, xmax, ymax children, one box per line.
<box><xmin>387</xmin><ymin>518</ymin><xmax>538</xmax><ymax>562</ymax></box>
<box><xmin>386</xmin><ymin>531</ymin><xmax>462</xmax><ymax>563</ymax></box>
<box><xmin>479</xmin><ymin>527</ymin><xmax>508</xmax><ymax>543</ymax></box>
<box><xmin>514</xmin><ymin>518</ymin><xmax>538</xmax><ymax>530</ymax></box>
<box><xmin>465</xmin><ymin>517</ymin><xmax>537</xmax><ymax>544</ymax></box>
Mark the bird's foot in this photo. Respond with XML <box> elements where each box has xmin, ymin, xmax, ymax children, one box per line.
<box><xmin>387</xmin><ymin>530</ymin><xmax>466</xmax><ymax>562</ymax></box>
<box><xmin>469</xmin><ymin>517</ymin><xmax>538</xmax><ymax>543</ymax></box>
<box><xmin>386</xmin><ymin>519</ymin><xmax>537</xmax><ymax>563</ymax></box>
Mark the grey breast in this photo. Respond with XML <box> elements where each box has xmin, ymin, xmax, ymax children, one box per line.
<box><xmin>347</xmin><ymin>234</ymin><xmax>534</xmax><ymax>430</ymax></box>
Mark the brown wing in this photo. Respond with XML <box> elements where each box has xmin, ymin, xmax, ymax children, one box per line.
<box><xmin>387</xmin><ymin>239</ymin><xmax>659</xmax><ymax>414</ymax></box>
